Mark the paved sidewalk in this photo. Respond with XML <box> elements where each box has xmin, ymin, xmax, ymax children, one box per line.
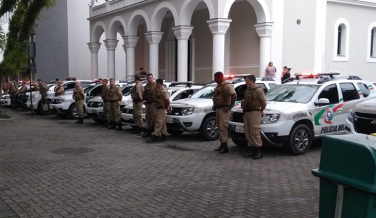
<box><xmin>0</xmin><ymin>108</ymin><xmax>320</xmax><ymax>218</ymax></box>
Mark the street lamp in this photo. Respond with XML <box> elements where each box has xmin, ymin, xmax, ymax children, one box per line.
<box><xmin>28</xmin><ymin>25</ymin><xmax>36</xmax><ymax>117</ymax></box>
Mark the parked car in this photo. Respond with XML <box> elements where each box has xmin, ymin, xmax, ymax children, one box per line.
<box><xmin>121</xmin><ymin>82</ymin><xmax>203</xmax><ymax>127</ymax></box>
<box><xmin>49</xmin><ymin>84</ymin><xmax>100</xmax><ymax>118</ymax></box>
<box><xmin>165</xmin><ymin>78</ymin><xmax>277</xmax><ymax>140</ymax></box>
<box><xmin>229</xmin><ymin>73</ymin><xmax>376</xmax><ymax>155</ymax></box>
<box><xmin>86</xmin><ymin>85</ymin><xmax>134</xmax><ymax>123</ymax></box>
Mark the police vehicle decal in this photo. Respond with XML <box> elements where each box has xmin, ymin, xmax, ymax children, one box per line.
<box><xmin>314</xmin><ymin>99</ymin><xmax>346</xmax><ymax>126</ymax></box>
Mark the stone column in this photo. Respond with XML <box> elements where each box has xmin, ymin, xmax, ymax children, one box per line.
<box><xmin>207</xmin><ymin>18</ymin><xmax>232</xmax><ymax>75</ymax></box>
<box><xmin>104</xmin><ymin>39</ymin><xmax>118</xmax><ymax>79</ymax></box>
<box><xmin>255</xmin><ymin>23</ymin><xmax>273</xmax><ymax>77</ymax></box>
<box><xmin>87</xmin><ymin>42</ymin><xmax>101</xmax><ymax>80</ymax></box>
<box><xmin>173</xmin><ymin>26</ymin><xmax>193</xmax><ymax>82</ymax></box>
<box><xmin>122</xmin><ymin>45</ymin><xmax>127</xmax><ymax>80</ymax></box>
<box><xmin>145</xmin><ymin>32</ymin><xmax>163</xmax><ymax>78</ymax></box>
<box><xmin>123</xmin><ymin>36</ymin><xmax>139</xmax><ymax>77</ymax></box>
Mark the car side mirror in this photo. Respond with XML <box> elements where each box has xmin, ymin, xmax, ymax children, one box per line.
<box><xmin>315</xmin><ymin>98</ymin><xmax>330</xmax><ymax>106</ymax></box>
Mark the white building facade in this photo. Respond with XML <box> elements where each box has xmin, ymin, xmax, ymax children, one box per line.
<box><xmin>88</xmin><ymin>0</ymin><xmax>376</xmax><ymax>83</ymax></box>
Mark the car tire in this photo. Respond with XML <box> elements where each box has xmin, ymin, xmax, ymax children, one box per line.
<box><xmin>232</xmin><ymin>138</ymin><xmax>246</xmax><ymax>147</ymax></box>
<box><xmin>93</xmin><ymin>118</ymin><xmax>104</xmax><ymax>124</ymax></box>
<box><xmin>200</xmin><ymin>116</ymin><xmax>219</xmax><ymax>141</ymax></box>
<box><xmin>285</xmin><ymin>124</ymin><xmax>312</xmax><ymax>155</ymax></box>
<box><xmin>167</xmin><ymin>130</ymin><xmax>184</xmax><ymax>136</ymax></box>
<box><xmin>68</xmin><ymin>104</ymin><xmax>78</xmax><ymax>119</ymax></box>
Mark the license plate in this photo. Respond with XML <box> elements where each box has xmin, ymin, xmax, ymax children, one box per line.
<box><xmin>235</xmin><ymin>126</ymin><xmax>245</xmax><ymax>133</ymax></box>
<box><xmin>166</xmin><ymin>117</ymin><xmax>173</xmax><ymax>123</ymax></box>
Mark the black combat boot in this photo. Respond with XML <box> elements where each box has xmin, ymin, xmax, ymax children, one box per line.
<box><xmin>138</xmin><ymin>128</ymin><xmax>145</xmax><ymax>136</ymax></box>
<box><xmin>244</xmin><ymin>147</ymin><xmax>255</xmax><ymax>158</ymax></box>
<box><xmin>214</xmin><ymin>143</ymin><xmax>224</xmax><ymax>152</ymax></box>
<box><xmin>76</xmin><ymin>118</ymin><xmax>83</xmax><ymax>124</ymax></box>
<box><xmin>141</xmin><ymin>129</ymin><xmax>152</xmax><ymax>138</ymax></box>
<box><xmin>146</xmin><ymin>135</ymin><xmax>158</xmax><ymax>143</ymax></box>
<box><xmin>116</xmin><ymin>122</ymin><xmax>123</xmax><ymax>131</ymax></box>
<box><xmin>253</xmin><ymin>147</ymin><xmax>263</xmax><ymax>160</ymax></box>
<box><xmin>130</xmin><ymin>127</ymin><xmax>140</xmax><ymax>134</ymax></box>
<box><xmin>109</xmin><ymin>121</ymin><xmax>116</xmax><ymax>129</ymax></box>
<box><xmin>219</xmin><ymin>143</ymin><xmax>229</xmax><ymax>154</ymax></box>
<box><xmin>160</xmin><ymin>134</ymin><xmax>167</xmax><ymax>142</ymax></box>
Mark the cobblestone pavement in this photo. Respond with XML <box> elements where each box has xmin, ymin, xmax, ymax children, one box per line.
<box><xmin>0</xmin><ymin>108</ymin><xmax>320</xmax><ymax>218</ymax></box>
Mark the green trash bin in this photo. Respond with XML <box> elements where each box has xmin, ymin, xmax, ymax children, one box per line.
<box><xmin>312</xmin><ymin>134</ymin><xmax>376</xmax><ymax>218</ymax></box>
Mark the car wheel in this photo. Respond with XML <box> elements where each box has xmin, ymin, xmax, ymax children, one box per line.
<box><xmin>232</xmin><ymin>137</ymin><xmax>246</xmax><ymax>147</ymax></box>
<box><xmin>68</xmin><ymin>104</ymin><xmax>78</xmax><ymax>119</ymax></box>
<box><xmin>167</xmin><ymin>130</ymin><xmax>184</xmax><ymax>136</ymax></box>
<box><xmin>200</xmin><ymin>116</ymin><xmax>219</xmax><ymax>141</ymax></box>
<box><xmin>285</xmin><ymin>124</ymin><xmax>312</xmax><ymax>155</ymax></box>
<box><xmin>93</xmin><ymin>118</ymin><xmax>104</xmax><ymax>124</ymax></box>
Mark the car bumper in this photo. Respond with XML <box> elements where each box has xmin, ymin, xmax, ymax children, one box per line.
<box><xmin>121</xmin><ymin>112</ymin><xmax>146</xmax><ymax>125</ymax></box>
<box><xmin>86</xmin><ymin>107</ymin><xmax>104</xmax><ymax>118</ymax></box>
<box><xmin>165</xmin><ymin>113</ymin><xmax>204</xmax><ymax>132</ymax></box>
<box><xmin>0</xmin><ymin>99</ymin><xmax>11</xmax><ymax>106</ymax></box>
<box><xmin>50</xmin><ymin>104</ymin><xmax>68</xmax><ymax>115</ymax></box>
<box><xmin>26</xmin><ymin>99</ymin><xmax>39</xmax><ymax>109</ymax></box>
<box><xmin>228</xmin><ymin>121</ymin><xmax>287</xmax><ymax>147</ymax></box>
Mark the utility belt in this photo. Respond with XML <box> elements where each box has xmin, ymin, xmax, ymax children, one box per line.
<box><xmin>103</xmin><ymin>100</ymin><xmax>110</xmax><ymax>103</ymax></box>
<box><xmin>243</xmin><ymin>108</ymin><xmax>261</xmax><ymax>112</ymax></box>
<box><xmin>214</xmin><ymin>105</ymin><xmax>230</xmax><ymax>109</ymax></box>
<box><xmin>144</xmin><ymin>101</ymin><xmax>154</xmax><ymax>104</ymax></box>
<box><xmin>110</xmin><ymin>100</ymin><xmax>118</xmax><ymax>103</ymax></box>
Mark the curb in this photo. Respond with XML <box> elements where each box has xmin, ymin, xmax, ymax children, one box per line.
<box><xmin>0</xmin><ymin>118</ymin><xmax>14</xmax><ymax>121</ymax></box>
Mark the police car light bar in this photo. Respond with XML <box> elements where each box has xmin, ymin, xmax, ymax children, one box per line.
<box><xmin>295</xmin><ymin>72</ymin><xmax>340</xmax><ymax>77</ymax></box>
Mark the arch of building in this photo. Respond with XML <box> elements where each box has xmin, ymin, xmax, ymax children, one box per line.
<box><xmin>88</xmin><ymin>0</ymin><xmax>272</xmax><ymax>81</ymax></box>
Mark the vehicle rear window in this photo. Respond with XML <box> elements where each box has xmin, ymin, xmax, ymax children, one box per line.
<box><xmin>357</xmin><ymin>82</ymin><xmax>370</xmax><ymax>98</ymax></box>
<box><xmin>340</xmin><ymin>83</ymin><xmax>360</xmax><ymax>102</ymax></box>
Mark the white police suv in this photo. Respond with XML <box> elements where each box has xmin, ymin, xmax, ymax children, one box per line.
<box><xmin>229</xmin><ymin>73</ymin><xmax>376</xmax><ymax>155</ymax></box>
<box><xmin>166</xmin><ymin>78</ymin><xmax>278</xmax><ymax>140</ymax></box>
<box><xmin>121</xmin><ymin>82</ymin><xmax>203</xmax><ymax>127</ymax></box>
<box><xmin>86</xmin><ymin>85</ymin><xmax>134</xmax><ymax>123</ymax></box>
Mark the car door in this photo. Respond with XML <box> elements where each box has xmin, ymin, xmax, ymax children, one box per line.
<box><xmin>313</xmin><ymin>83</ymin><xmax>343</xmax><ymax>135</ymax></box>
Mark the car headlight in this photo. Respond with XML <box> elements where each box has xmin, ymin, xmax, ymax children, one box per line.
<box><xmin>262</xmin><ymin>114</ymin><xmax>280</xmax><ymax>124</ymax></box>
<box><xmin>56</xmin><ymin>99</ymin><xmax>65</xmax><ymax>104</ymax></box>
<box><xmin>98</xmin><ymin>102</ymin><xmax>103</xmax><ymax>107</ymax></box>
<box><xmin>181</xmin><ymin>107</ymin><xmax>195</xmax><ymax>116</ymax></box>
<box><xmin>2</xmin><ymin>96</ymin><xmax>9</xmax><ymax>99</ymax></box>
<box><xmin>347</xmin><ymin>109</ymin><xmax>354</xmax><ymax>123</ymax></box>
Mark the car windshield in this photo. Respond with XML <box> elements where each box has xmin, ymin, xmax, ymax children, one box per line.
<box><xmin>265</xmin><ymin>85</ymin><xmax>320</xmax><ymax>103</ymax></box>
<box><xmin>84</xmin><ymin>86</ymin><xmax>96</xmax><ymax>94</ymax></box>
<box><xmin>122</xmin><ymin>86</ymin><xmax>133</xmax><ymax>96</ymax></box>
<box><xmin>167</xmin><ymin>88</ymin><xmax>179</xmax><ymax>96</ymax></box>
<box><xmin>190</xmin><ymin>86</ymin><xmax>215</xmax><ymax>99</ymax></box>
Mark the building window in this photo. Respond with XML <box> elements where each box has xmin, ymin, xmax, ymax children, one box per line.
<box><xmin>371</xmin><ymin>28</ymin><xmax>375</xmax><ymax>57</ymax></box>
<box><xmin>367</xmin><ymin>23</ymin><xmax>376</xmax><ymax>62</ymax></box>
<box><xmin>333</xmin><ymin>18</ymin><xmax>350</xmax><ymax>62</ymax></box>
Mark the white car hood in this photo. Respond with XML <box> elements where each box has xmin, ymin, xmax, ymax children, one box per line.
<box><xmin>233</xmin><ymin>101</ymin><xmax>308</xmax><ymax>115</ymax></box>
<box><xmin>53</xmin><ymin>94</ymin><xmax>73</xmax><ymax>100</ymax></box>
<box><xmin>354</xmin><ymin>98</ymin><xmax>376</xmax><ymax>114</ymax></box>
<box><xmin>172</xmin><ymin>98</ymin><xmax>213</xmax><ymax>108</ymax></box>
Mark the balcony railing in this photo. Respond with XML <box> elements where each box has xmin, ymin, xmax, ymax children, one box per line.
<box><xmin>90</xmin><ymin>0</ymin><xmax>148</xmax><ymax>17</ymax></box>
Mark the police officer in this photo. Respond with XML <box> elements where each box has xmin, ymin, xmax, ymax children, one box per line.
<box><xmin>73</xmin><ymin>81</ymin><xmax>85</xmax><ymax>124</ymax></box>
<box><xmin>37</xmin><ymin>79</ymin><xmax>49</xmax><ymax>116</ymax></box>
<box><xmin>54</xmin><ymin>81</ymin><xmax>64</xmax><ymax>96</ymax></box>
<box><xmin>101</xmin><ymin>79</ymin><xmax>110</xmax><ymax>127</ymax></box>
<box><xmin>108</xmin><ymin>78</ymin><xmax>123</xmax><ymax>130</ymax></box>
<box><xmin>242</xmin><ymin>75</ymin><xmax>266</xmax><ymax>159</ymax></box>
<box><xmin>17</xmin><ymin>81</ymin><xmax>27</xmax><ymax>109</ymax></box>
<box><xmin>147</xmin><ymin>79</ymin><xmax>170</xmax><ymax>143</ymax></box>
<box><xmin>213</xmin><ymin>72</ymin><xmax>236</xmax><ymax>154</ymax></box>
<box><xmin>9</xmin><ymin>81</ymin><xmax>17</xmax><ymax>108</ymax></box>
<box><xmin>131</xmin><ymin>74</ymin><xmax>144</xmax><ymax>134</ymax></box>
<box><xmin>141</xmin><ymin>73</ymin><xmax>156</xmax><ymax>137</ymax></box>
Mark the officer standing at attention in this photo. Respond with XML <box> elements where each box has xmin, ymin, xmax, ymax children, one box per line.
<box><xmin>54</xmin><ymin>81</ymin><xmax>64</xmax><ymax>96</ymax></box>
<box><xmin>73</xmin><ymin>81</ymin><xmax>85</xmax><ymax>124</ymax></box>
<box><xmin>131</xmin><ymin>75</ymin><xmax>144</xmax><ymax>135</ymax></box>
<box><xmin>213</xmin><ymin>72</ymin><xmax>236</xmax><ymax>154</ymax></box>
<box><xmin>141</xmin><ymin>73</ymin><xmax>156</xmax><ymax>138</ymax></box>
<box><xmin>108</xmin><ymin>78</ymin><xmax>123</xmax><ymax>130</ymax></box>
<box><xmin>242</xmin><ymin>75</ymin><xmax>266</xmax><ymax>159</ymax></box>
<box><xmin>37</xmin><ymin>79</ymin><xmax>48</xmax><ymax>116</ymax></box>
<box><xmin>18</xmin><ymin>81</ymin><xmax>28</xmax><ymax>109</ymax></box>
<box><xmin>101</xmin><ymin>79</ymin><xmax>110</xmax><ymax>127</ymax></box>
<box><xmin>9</xmin><ymin>81</ymin><xmax>17</xmax><ymax>108</ymax></box>
<box><xmin>147</xmin><ymin>79</ymin><xmax>170</xmax><ymax>143</ymax></box>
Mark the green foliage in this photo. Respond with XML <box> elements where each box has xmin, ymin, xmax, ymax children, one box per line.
<box><xmin>0</xmin><ymin>0</ymin><xmax>56</xmax><ymax>77</ymax></box>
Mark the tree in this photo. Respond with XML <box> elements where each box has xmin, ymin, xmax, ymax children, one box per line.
<box><xmin>0</xmin><ymin>0</ymin><xmax>55</xmax><ymax>79</ymax></box>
